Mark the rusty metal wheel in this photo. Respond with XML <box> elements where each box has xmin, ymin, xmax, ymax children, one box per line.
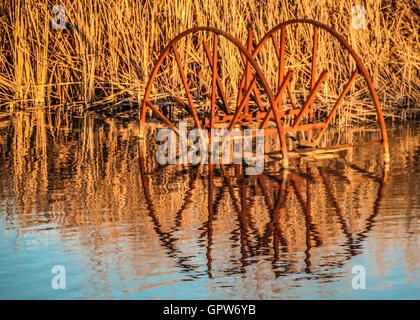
<box><xmin>252</xmin><ymin>19</ymin><xmax>390</xmax><ymax>162</ymax></box>
<box><xmin>138</xmin><ymin>27</ymin><xmax>289</xmax><ymax>171</ymax></box>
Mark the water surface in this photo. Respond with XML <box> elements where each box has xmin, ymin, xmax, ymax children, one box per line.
<box><xmin>0</xmin><ymin>113</ymin><xmax>419</xmax><ymax>299</ymax></box>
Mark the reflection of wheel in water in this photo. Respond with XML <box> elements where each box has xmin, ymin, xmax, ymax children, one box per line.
<box><xmin>252</xmin><ymin>19</ymin><xmax>389</xmax><ymax>162</ymax></box>
<box><xmin>138</xmin><ymin>27</ymin><xmax>289</xmax><ymax>169</ymax></box>
<box><xmin>138</xmin><ymin>153</ymin><xmax>388</xmax><ymax>276</ymax></box>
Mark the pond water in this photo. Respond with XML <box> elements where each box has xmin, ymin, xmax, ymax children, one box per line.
<box><xmin>0</xmin><ymin>113</ymin><xmax>419</xmax><ymax>299</ymax></box>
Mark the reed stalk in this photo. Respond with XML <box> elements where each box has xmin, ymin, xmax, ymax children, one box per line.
<box><xmin>0</xmin><ymin>0</ymin><xmax>417</xmax><ymax>121</ymax></box>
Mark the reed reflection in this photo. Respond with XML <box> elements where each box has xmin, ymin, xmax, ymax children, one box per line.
<box><xmin>1</xmin><ymin>111</ymin><xmax>419</xmax><ymax>298</ymax></box>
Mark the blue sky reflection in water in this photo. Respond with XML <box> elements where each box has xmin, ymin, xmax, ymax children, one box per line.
<box><xmin>0</xmin><ymin>115</ymin><xmax>419</xmax><ymax>299</ymax></box>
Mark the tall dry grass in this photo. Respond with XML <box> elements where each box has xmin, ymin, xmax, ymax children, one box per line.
<box><xmin>0</xmin><ymin>0</ymin><xmax>418</xmax><ymax>120</ymax></box>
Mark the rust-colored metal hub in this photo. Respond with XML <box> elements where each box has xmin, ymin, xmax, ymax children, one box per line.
<box><xmin>139</xmin><ymin>19</ymin><xmax>390</xmax><ymax>167</ymax></box>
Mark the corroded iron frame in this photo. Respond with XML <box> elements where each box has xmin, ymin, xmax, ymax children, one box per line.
<box><xmin>139</xmin><ymin>20</ymin><xmax>390</xmax><ymax>167</ymax></box>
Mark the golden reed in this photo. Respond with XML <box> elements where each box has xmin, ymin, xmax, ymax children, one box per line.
<box><xmin>0</xmin><ymin>0</ymin><xmax>418</xmax><ymax>121</ymax></box>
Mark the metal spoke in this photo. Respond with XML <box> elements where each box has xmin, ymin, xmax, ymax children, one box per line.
<box><xmin>239</xmin><ymin>52</ymin><xmax>266</xmax><ymax>112</ymax></box>
<box><xmin>314</xmin><ymin>69</ymin><xmax>358</xmax><ymax>143</ymax></box>
<box><xmin>309</xmin><ymin>26</ymin><xmax>318</xmax><ymax>122</ymax></box>
<box><xmin>244</xmin><ymin>29</ymin><xmax>253</xmax><ymax>115</ymax></box>
<box><xmin>210</xmin><ymin>34</ymin><xmax>218</xmax><ymax>131</ymax></box>
<box><xmin>292</xmin><ymin>69</ymin><xmax>327</xmax><ymax>129</ymax></box>
<box><xmin>145</xmin><ymin>100</ymin><xmax>179</xmax><ymax>134</ymax></box>
<box><xmin>203</xmin><ymin>39</ymin><xmax>231</xmax><ymax>115</ymax></box>
<box><xmin>171</xmin><ymin>44</ymin><xmax>202</xmax><ymax>129</ymax></box>
<box><xmin>228</xmin><ymin>76</ymin><xmax>257</xmax><ymax>132</ymax></box>
<box><xmin>260</xmin><ymin>70</ymin><xmax>293</xmax><ymax>129</ymax></box>
<box><xmin>271</xmin><ymin>28</ymin><xmax>298</xmax><ymax>110</ymax></box>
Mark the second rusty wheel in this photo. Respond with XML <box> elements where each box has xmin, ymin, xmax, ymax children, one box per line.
<box><xmin>252</xmin><ymin>19</ymin><xmax>390</xmax><ymax>162</ymax></box>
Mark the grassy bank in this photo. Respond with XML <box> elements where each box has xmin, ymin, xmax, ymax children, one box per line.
<box><xmin>0</xmin><ymin>0</ymin><xmax>418</xmax><ymax>121</ymax></box>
